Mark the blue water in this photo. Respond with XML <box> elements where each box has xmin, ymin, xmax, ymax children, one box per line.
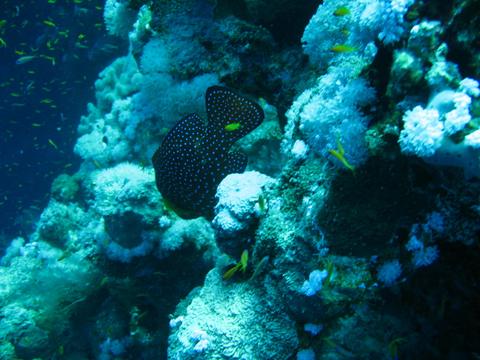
<box><xmin>0</xmin><ymin>0</ymin><xmax>124</xmax><ymax>242</ymax></box>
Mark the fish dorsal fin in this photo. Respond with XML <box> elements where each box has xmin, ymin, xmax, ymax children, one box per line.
<box><xmin>205</xmin><ymin>86</ymin><xmax>264</xmax><ymax>144</ymax></box>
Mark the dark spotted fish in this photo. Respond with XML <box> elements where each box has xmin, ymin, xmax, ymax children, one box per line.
<box><xmin>152</xmin><ymin>86</ymin><xmax>264</xmax><ymax>219</ymax></box>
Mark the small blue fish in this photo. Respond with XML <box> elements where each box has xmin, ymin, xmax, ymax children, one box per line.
<box><xmin>152</xmin><ymin>86</ymin><xmax>264</xmax><ymax>219</ymax></box>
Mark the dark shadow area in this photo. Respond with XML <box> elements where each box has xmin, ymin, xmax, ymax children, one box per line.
<box><xmin>317</xmin><ymin>157</ymin><xmax>436</xmax><ymax>257</ymax></box>
<box><xmin>214</xmin><ymin>0</ymin><xmax>322</xmax><ymax>46</ymax></box>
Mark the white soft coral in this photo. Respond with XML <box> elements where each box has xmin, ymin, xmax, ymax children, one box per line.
<box><xmin>398</xmin><ymin>106</ymin><xmax>443</xmax><ymax>157</ymax></box>
<box><xmin>398</xmin><ymin>78</ymin><xmax>480</xmax><ymax>177</ymax></box>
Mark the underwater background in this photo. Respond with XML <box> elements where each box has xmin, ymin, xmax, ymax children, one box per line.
<box><xmin>0</xmin><ymin>0</ymin><xmax>479</xmax><ymax>359</ymax></box>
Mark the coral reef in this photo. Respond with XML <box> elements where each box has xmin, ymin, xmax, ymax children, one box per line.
<box><xmin>213</xmin><ymin>171</ymin><xmax>275</xmax><ymax>256</ymax></box>
<box><xmin>1</xmin><ymin>0</ymin><xmax>479</xmax><ymax>359</ymax></box>
<box><xmin>168</xmin><ymin>268</ymin><xmax>298</xmax><ymax>359</ymax></box>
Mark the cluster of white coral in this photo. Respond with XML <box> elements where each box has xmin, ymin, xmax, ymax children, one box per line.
<box><xmin>399</xmin><ymin>79</ymin><xmax>480</xmax><ymax>177</ymax></box>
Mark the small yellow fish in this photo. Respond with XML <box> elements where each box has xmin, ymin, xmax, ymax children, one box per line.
<box><xmin>258</xmin><ymin>193</ymin><xmax>266</xmax><ymax>213</ymax></box>
<box><xmin>330</xmin><ymin>44</ymin><xmax>356</xmax><ymax>53</ymax></box>
<box><xmin>99</xmin><ymin>276</ymin><xmax>109</xmax><ymax>287</ymax></box>
<box><xmin>333</xmin><ymin>6</ymin><xmax>350</xmax><ymax>16</ymax></box>
<box><xmin>73</xmin><ymin>0</ymin><xmax>83</xmax><ymax>3</ymax></box>
<box><xmin>32</xmin><ymin>123</ymin><xmax>42</xmax><ymax>127</ymax></box>
<box><xmin>77</xmin><ymin>33</ymin><xmax>86</xmax><ymax>40</ymax></box>
<box><xmin>43</xmin><ymin>20</ymin><xmax>56</xmax><ymax>27</ymax></box>
<box><xmin>223</xmin><ymin>250</ymin><xmax>249</xmax><ymax>280</ymax></box>
<box><xmin>48</xmin><ymin>139</ymin><xmax>58</xmax><ymax>150</ymax></box>
<box><xmin>40</xmin><ymin>98</ymin><xmax>54</xmax><ymax>104</ymax></box>
<box><xmin>239</xmin><ymin>250</ymin><xmax>248</xmax><ymax>273</ymax></box>
<box><xmin>328</xmin><ymin>138</ymin><xmax>355</xmax><ymax>172</ymax></box>
<box><xmin>159</xmin><ymin>127</ymin><xmax>170</xmax><ymax>135</ymax></box>
<box><xmin>0</xmin><ymin>20</ymin><xmax>6</xmax><ymax>28</ymax></box>
<box><xmin>223</xmin><ymin>264</ymin><xmax>238</xmax><ymax>280</ymax></box>
<box><xmin>0</xmin><ymin>38</ymin><xmax>6</xmax><ymax>47</ymax></box>
<box><xmin>10</xmin><ymin>92</ymin><xmax>21</xmax><ymax>97</ymax></box>
<box><xmin>48</xmin><ymin>0</ymin><xmax>57</xmax><ymax>3</ymax></box>
<box><xmin>15</xmin><ymin>49</ymin><xmax>26</xmax><ymax>55</ymax></box>
<box><xmin>225</xmin><ymin>122</ymin><xmax>241</xmax><ymax>131</ymax></box>
<box><xmin>388</xmin><ymin>337</ymin><xmax>407</xmax><ymax>360</ymax></box>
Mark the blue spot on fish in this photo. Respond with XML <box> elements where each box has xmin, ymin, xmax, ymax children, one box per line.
<box><xmin>152</xmin><ymin>86</ymin><xmax>264</xmax><ymax>219</ymax></box>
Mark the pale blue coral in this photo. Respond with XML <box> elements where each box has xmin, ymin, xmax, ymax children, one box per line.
<box><xmin>99</xmin><ymin>337</ymin><xmax>132</xmax><ymax>360</ymax></box>
<box><xmin>405</xmin><ymin>222</ymin><xmax>440</xmax><ymax>268</ymax></box>
<box><xmin>301</xmin><ymin>269</ymin><xmax>328</xmax><ymax>296</ymax></box>
<box><xmin>377</xmin><ymin>260</ymin><xmax>402</xmax><ymax>286</ymax></box>
<box><xmin>303</xmin><ymin>0</ymin><xmax>413</xmax><ymax>72</ymax></box>
<box><xmin>412</xmin><ymin>246</ymin><xmax>440</xmax><ymax>268</ymax></box>
<box><xmin>297</xmin><ymin>348</ymin><xmax>316</xmax><ymax>360</ymax></box>
<box><xmin>140</xmin><ymin>38</ymin><xmax>170</xmax><ymax>74</ymax></box>
<box><xmin>423</xmin><ymin>211</ymin><xmax>445</xmax><ymax>234</ymax></box>
<box><xmin>304</xmin><ymin>323</ymin><xmax>323</xmax><ymax>336</ymax></box>
<box><xmin>285</xmin><ymin>70</ymin><xmax>375</xmax><ymax>166</ymax></box>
